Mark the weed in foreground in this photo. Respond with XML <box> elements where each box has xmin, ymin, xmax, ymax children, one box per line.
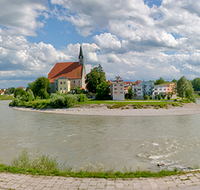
<box><xmin>1</xmin><ymin>149</ymin><xmax>195</xmax><ymax>179</ymax></box>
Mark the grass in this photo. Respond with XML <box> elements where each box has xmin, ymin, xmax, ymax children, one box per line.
<box><xmin>0</xmin><ymin>95</ymin><xmax>14</xmax><ymax>100</ymax></box>
<box><xmin>0</xmin><ymin>149</ymin><xmax>193</xmax><ymax>179</ymax></box>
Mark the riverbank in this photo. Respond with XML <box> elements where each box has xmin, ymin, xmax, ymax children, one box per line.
<box><xmin>12</xmin><ymin>102</ymin><xmax>200</xmax><ymax>117</ymax></box>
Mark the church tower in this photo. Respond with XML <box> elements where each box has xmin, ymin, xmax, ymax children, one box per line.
<box><xmin>79</xmin><ymin>45</ymin><xmax>84</xmax><ymax>65</ymax></box>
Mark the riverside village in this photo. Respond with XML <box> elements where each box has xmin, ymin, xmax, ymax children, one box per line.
<box><xmin>2</xmin><ymin>46</ymin><xmax>200</xmax><ymax>190</ymax></box>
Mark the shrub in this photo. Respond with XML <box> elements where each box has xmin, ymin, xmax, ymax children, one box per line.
<box><xmin>79</xmin><ymin>94</ymin><xmax>87</xmax><ymax>102</ymax></box>
<box><xmin>50</xmin><ymin>94</ymin><xmax>65</xmax><ymax>108</ymax></box>
<box><xmin>65</xmin><ymin>94</ymin><xmax>77</xmax><ymax>108</ymax></box>
<box><xmin>149</xmin><ymin>96</ymin><xmax>152</xmax><ymax>100</ymax></box>
<box><xmin>167</xmin><ymin>95</ymin><xmax>170</xmax><ymax>100</ymax></box>
<box><xmin>9</xmin><ymin>98</ymin><xmax>22</xmax><ymax>106</ymax></box>
<box><xmin>158</xmin><ymin>94</ymin><xmax>161</xmax><ymax>100</ymax></box>
<box><xmin>143</xmin><ymin>95</ymin><xmax>149</xmax><ymax>100</ymax></box>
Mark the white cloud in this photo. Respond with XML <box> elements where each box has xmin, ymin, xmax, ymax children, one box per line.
<box><xmin>0</xmin><ymin>0</ymin><xmax>47</xmax><ymax>36</ymax></box>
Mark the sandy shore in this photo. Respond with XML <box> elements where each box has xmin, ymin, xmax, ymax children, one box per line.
<box><xmin>12</xmin><ymin>103</ymin><xmax>200</xmax><ymax>117</ymax></box>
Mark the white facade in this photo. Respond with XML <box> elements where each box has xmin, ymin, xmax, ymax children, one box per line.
<box><xmin>152</xmin><ymin>85</ymin><xmax>168</xmax><ymax>96</ymax></box>
<box><xmin>132</xmin><ymin>85</ymin><xmax>143</xmax><ymax>98</ymax></box>
<box><xmin>111</xmin><ymin>76</ymin><xmax>125</xmax><ymax>100</ymax></box>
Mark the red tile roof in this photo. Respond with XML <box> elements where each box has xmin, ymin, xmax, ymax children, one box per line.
<box><xmin>48</xmin><ymin>62</ymin><xmax>83</xmax><ymax>83</ymax></box>
<box><xmin>124</xmin><ymin>81</ymin><xmax>136</xmax><ymax>85</ymax></box>
<box><xmin>135</xmin><ymin>80</ymin><xmax>142</xmax><ymax>85</ymax></box>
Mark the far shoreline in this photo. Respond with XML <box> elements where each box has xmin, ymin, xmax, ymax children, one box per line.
<box><xmin>11</xmin><ymin>102</ymin><xmax>200</xmax><ymax>117</ymax></box>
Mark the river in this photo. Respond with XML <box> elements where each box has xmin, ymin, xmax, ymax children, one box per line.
<box><xmin>1</xmin><ymin>100</ymin><xmax>200</xmax><ymax>172</ymax></box>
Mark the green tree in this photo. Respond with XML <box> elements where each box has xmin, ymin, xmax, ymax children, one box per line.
<box><xmin>28</xmin><ymin>77</ymin><xmax>50</xmax><ymax>99</ymax></box>
<box><xmin>171</xmin><ymin>79</ymin><xmax>177</xmax><ymax>84</ymax></box>
<box><xmin>14</xmin><ymin>88</ymin><xmax>27</xmax><ymax>98</ymax></box>
<box><xmin>95</xmin><ymin>81</ymin><xmax>110</xmax><ymax>100</ymax></box>
<box><xmin>85</xmin><ymin>64</ymin><xmax>106</xmax><ymax>93</ymax></box>
<box><xmin>9</xmin><ymin>87</ymin><xmax>15</xmax><ymax>94</ymax></box>
<box><xmin>177</xmin><ymin>76</ymin><xmax>195</xmax><ymax>100</ymax></box>
<box><xmin>154</xmin><ymin>77</ymin><xmax>165</xmax><ymax>85</ymax></box>
<box><xmin>192</xmin><ymin>77</ymin><xmax>200</xmax><ymax>91</ymax></box>
<box><xmin>127</xmin><ymin>86</ymin><xmax>133</xmax><ymax>99</ymax></box>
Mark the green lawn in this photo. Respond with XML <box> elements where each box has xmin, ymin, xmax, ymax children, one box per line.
<box><xmin>76</xmin><ymin>99</ymin><xmax>180</xmax><ymax>106</ymax></box>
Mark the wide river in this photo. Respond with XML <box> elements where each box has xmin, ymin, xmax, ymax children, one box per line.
<box><xmin>1</xmin><ymin>100</ymin><xmax>200</xmax><ymax>172</ymax></box>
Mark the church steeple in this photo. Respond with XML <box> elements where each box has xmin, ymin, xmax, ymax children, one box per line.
<box><xmin>79</xmin><ymin>45</ymin><xmax>84</xmax><ymax>65</ymax></box>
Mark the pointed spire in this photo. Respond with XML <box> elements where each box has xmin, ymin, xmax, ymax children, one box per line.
<box><xmin>79</xmin><ymin>45</ymin><xmax>84</xmax><ymax>59</ymax></box>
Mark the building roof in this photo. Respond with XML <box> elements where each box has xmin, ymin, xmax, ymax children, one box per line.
<box><xmin>48</xmin><ymin>62</ymin><xmax>83</xmax><ymax>83</ymax></box>
<box><xmin>124</xmin><ymin>81</ymin><xmax>136</xmax><ymax>85</ymax></box>
<box><xmin>112</xmin><ymin>76</ymin><xmax>123</xmax><ymax>83</ymax></box>
<box><xmin>79</xmin><ymin>45</ymin><xmax>84</xmax><ymax>59</ymax></box>
<box><xmin>135</xmin><ymin>80</ymin><xmax>142</xmax><ymax>85</ymax></box>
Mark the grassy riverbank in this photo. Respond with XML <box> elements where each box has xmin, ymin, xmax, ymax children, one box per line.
<box><xmin>9</xmin><ymin>96</ymin><xmax>183</xmax><ymax>109</ymax></box>
<box><xmin>1</xmin><ymin>149</ymin><xmax>193</xmax><ymax>179</ymax></box>
<box><xmin>0</xmin><ymin>95</ymin><xmax>14</xmax><ymax>100</ymax></box>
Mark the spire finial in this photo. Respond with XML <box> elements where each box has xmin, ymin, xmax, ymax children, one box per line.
<box><xmin>79</xmin><ymin>44</ymin><xmax>84</xmax><ymax>59</ymax></box>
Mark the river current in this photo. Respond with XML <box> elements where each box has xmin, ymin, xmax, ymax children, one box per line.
<box><xmin>1</xmin><ymin>100</ymin><xmax>200</xmax><ymax>171</ymax></box>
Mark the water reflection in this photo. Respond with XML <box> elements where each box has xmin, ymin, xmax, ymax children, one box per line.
<box><xmin>1</xmin><ymin>100</ymin><xmax>200</xmax><ymax>171</ymax></box>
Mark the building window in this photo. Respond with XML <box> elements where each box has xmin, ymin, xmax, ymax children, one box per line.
<box><xmin>164</xmin><ymin>89</ymin><xmax>166</xmax><ymax>91</ymax></box>
<box><xmin>114</xmin><ymin>88</ymin><xmax>117</xmax><ymax>90</ymax></box>
<box><xmin>64</xmin><ymin>88</ymin><xmax>66</xmax><ymax>90</ymax></box>
<box><xmin>155</xmin><ymin>88</ymin><xmax>157</xmax><ymax>90</ymax></box>
<box><xmin>120</xmin><ymin>84</ymin><xmax>122</xmax><ymax>86</ymax></box>
<box><xmin>120</xmin><ymin>88</ymin><xmax>122</xmax><ymax>90</ymax></box>
<box><xmin>120</xmin><ymin>92</ymin><xmax>123</xmax><ymax>94</ymax></box>
<box><xmin>64</xmin><ymin>82</ymin><xmax>66</xmax><ymax>84</ymax></box>
<box><xmin>114</xmin><ymin>84</ymin><xmax>117</xmax><ymax>86</ymax></box>
<box><xmin>60</xmin><ymin>88</ymin><xmax>62</xmax><ymax>90</ymax></box>
<box><xmin>60</xmin><ymin>82</ymin><xmax>62</xmax><ymax>84</ymax></box>
<box><xmin>114</xmin><ymin>92</ymin><xmax>117</xmax><ymax>94</ymax></box>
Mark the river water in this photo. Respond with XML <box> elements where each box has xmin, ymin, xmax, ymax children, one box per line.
<box><xmin>1</xmin><ymin>100</ymin><xmax>200</xmax><ymax>171</ymax></box>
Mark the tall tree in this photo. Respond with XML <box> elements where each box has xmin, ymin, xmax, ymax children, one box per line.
<box><xmin>192</xmin><ymin>77</ymin><xmax>200</xmax><ymax>91</ymax></box>
<box><xmin>28</xmin><ymin>77</ymin><xmax>50</xmax><ymax>99</ymax></box>
<box><xmin>154</xmin><ymin>77</ymin><xmax>165</xmax><ymax>85</ymax></box>
<box><xmin>95</xmin><ymin>81</ymin><xmax>110</xmax><ymax>100</ymax></box>
<box><xmin>177</xmin><ymin>76</ymin><xmax>194</xmax><ymax>99</ymax></box>
<box><xmin>85</xmin><ymin>64</ymin><xmax>106</xmax><ymax>93</ymax></box>
<box><xmin>171</xmin><ymin>79</ymin><xmax>177</xmax><ymax>84</ymax></box>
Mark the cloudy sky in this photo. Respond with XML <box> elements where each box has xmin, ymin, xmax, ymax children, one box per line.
<box><xmin>1</xmin><ymin>0</ymin><xmax>200</xmax><ymax>87</ymax></box>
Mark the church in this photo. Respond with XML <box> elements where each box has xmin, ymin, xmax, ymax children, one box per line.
<box><xmin>48</xmin><ymin>45</ymin><xmax>86</xmax><ymax>93</ymax></box>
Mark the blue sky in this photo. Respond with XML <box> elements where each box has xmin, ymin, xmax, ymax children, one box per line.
<box><xmin>1</xmin><ymin>0</ymin><xmax>200</xmax><ymax>88</ymax></box>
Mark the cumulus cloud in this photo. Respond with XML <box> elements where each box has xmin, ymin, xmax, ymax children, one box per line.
<box><xmin>0</xmin><ymin>0</ymin><xmax>47</xmax><ymax>36</ymax></box>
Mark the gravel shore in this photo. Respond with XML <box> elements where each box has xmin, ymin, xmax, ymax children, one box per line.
<box><xmin>12</xmin><ymin>103</ymin><xmax>200</xmax><ymax>117</ymax></box>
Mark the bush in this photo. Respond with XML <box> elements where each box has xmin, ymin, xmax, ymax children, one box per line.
<box><xmin>50</xmin><ymin>94</ymin><xmax>65</xmax><ymax>108</ymax></box>
<box><xmin>149</xmin><ymin>96</ymin><xmax>152</xmax><ymax>99</ymax></box>
<box><xmin>144</xmin><ymin>95</ymin><xmax>149</xmax><ymax>100</ymax></box>
<box><xmin>79</xmin><ymin>94</ymin><xmax>88</xmax><ymax>102</ymax></box>
<box><xmin>65</xmin><ymin>94</ymin><xmax>77</xmax><ymax>108</ymax></box>
<box><xmin>167</xmin><ymin>95</ymin><xmax>170</xmax><ymax>100</ymax></box>
<box><xmin>158</xmin><ymin>94</ymin><xmax>161</xmax><ymax>100</ymax></box>
<box><xmin>9</xmin><ymin>98</ymin><xmax>22</xmax><ymax>106</ymax></box>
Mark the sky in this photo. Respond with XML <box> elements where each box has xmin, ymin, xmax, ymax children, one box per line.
<box><xmin>1</xmin><ymin>0</ymin><xmax>200</xmax><ymax>88</ymax></box>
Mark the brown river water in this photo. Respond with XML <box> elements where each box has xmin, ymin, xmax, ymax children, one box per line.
<box><xmin>1</xmin><ymin>100</ymin><xmax>200</xmax><ymax>172</ymax></box>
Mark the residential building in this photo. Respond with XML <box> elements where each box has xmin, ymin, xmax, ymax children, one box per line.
<box><xmin>152</xmin><ymin>82</ymin><xmax>177</xmax><ymax>96</ymax></box>
<box><xmin>124</xmin><ymin>81</ymin><xmax>136</xmax><ymax>94</ymax></box>
<box><xmin>132</xmin><ymin>85</ymin><xmax>143</xmax><ymax>99</ymax></box>
<box><xmin>50</xmin><ymin>77</ymin><xmax>70</xmax><ymax>93</ymax></box>
<box><xmin>111</xmin><ymin>76</ymin><xmax>124</xmax><ymax>100</ymax></box>
<box><xmin>48</xmin><ymin>45</ymin><xmax>86</xmax><ymax>93</ymax></box>
<box><xmin>140</xmin><ymin>81</ymin><xmax>154</xmax><ymax>96</ymax></box>
<box><xmin>152</xmin><ymin>84</ymin><xmax>168</xmax><ymax>96</ymax></box>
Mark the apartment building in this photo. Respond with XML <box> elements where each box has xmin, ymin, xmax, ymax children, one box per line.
<box><xmin>111</xmin><ymin>76</ymin><xmax>124</xmax><ymax>100</ymax></box>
